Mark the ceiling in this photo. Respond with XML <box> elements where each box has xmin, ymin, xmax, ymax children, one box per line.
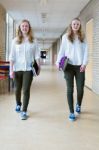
<box><xmin>0</xmin><ymin>0</ymin><xmax>90</xmax><ymax>50</ymax></box>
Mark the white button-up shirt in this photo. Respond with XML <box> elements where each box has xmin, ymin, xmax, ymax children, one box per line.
<box><xmin>9</xmin><ymin>38</ymin><xmax>40</xmax><ymax>71</ymax></box>
<box><xmin>56</xmin><ymin>34</ymin><xmax>88</xmax><ymax>66</ymax></box>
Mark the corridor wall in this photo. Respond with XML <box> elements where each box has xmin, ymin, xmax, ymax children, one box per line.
<box><xmin>0</xmin><ymin>4</ymin><xmax>6</xmax><ymax>60</ymax></box>
<box><xmin>79</xmin><ymin>0</ymin><xmax>99</xmax><ymax>95</ymax></box>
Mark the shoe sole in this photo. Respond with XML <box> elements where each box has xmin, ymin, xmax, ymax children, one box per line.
<box><xmin>15</xmin><ymin>109</ymin><xmax>21</xmax><ymax>113</ymax></box>
<box><xmin>69</xmin><ymin>116</ymin><xmax>76</xmax><ymax>121</ymax></box>
<box><xmin>21</xmin><ymin>117</ymin><xmax>27</xmax><ymax>120</ymax></box>
<box><xmin>69</xmin><ymin>118</ymin><xmax>76</xmax><ymax>121</ymax></box>
<box><xmin>76</xmin><ymin>111</ymin><xmax>81</xmax><ymax>114</ymax></box>
<box><xmin>20</xmin><ymin>115</ymin><xmax>28</xmax><ymax>120</ymax></box>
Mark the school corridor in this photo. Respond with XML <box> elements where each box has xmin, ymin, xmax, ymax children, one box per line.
<box><xmin>0</xmin><ymin>0</ymin><xmax>99</xmax><ymax>150</ymax></box>
<box><xmin>0</xmin><ymin>65</ymin><xmax>99</xmax><ymax>150</ymax></box>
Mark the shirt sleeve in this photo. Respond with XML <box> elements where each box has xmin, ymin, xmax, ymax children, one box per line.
<box><xmin>9</xmin><ymin>38</ymin><xmax>16</xmax><ymax>62</ymax></box>
<box><xmin>56</xmin><ymin>35</ymin><xmax>66</xmax><ymax>66</ymax></box>
<box><xmin>82</xmin><ymin>41</ymin><xmax>88</xmax><ymax>66</ymax></box>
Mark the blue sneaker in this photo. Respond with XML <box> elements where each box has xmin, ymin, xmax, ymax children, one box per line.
<box><xmin>15</xmin><ymin>105</ymin><xmax>21</xmax><ymax>113</ymax></box>
<box><xmin>76</xmin><ymin>104</ymin><xmax>81</xmax><ymax>114</ymax></box>
<box><xmin>20</xmin><ymin>112</ymin><xmax>28</xmax><ymax>120</ymax></box>
<box><xmin>69</xmin><ymin>113</ymin><xmax>76</xmax><ymax>121</ymax></box>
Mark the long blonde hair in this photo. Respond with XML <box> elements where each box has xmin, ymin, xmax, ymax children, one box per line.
<box><xmin>16</xmin><ymin>19</ymin><xmax>34</xmax><ymax>44</ymax></box>
<box><xmin>67</xmin><ymin>18</ymin><xmax>85</xmax><ymax>43</ymax></box>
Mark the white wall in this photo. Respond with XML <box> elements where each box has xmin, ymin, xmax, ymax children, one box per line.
<box><xmin>79</xmin><ymin>0</ymin><xmax>99</xmax><ymax>95</ymax></box>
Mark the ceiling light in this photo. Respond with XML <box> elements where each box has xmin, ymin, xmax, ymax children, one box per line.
<box><xmin>40</xmin><ymin>0</ymin><xmax>48</xmax><ymax>6</ymax></box>
<box><xmin>41</xmin><ymin>12</ymin><xmax>47</xmax><ymax>23</ymax></box>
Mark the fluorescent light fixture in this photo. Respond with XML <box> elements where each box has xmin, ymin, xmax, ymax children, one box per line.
<box><xmin>41</xmin><ymin>12</ymin><xmax>47</xmax><ymax>23</ymax></box>
<box><xmin>40</xmin><ymin>0</ymin><xmax>48</xmax><ymax>6</ymax></box>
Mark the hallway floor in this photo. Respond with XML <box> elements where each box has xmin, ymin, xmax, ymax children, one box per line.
<box><xmin>0</xmin><ymin>65</ymin><xmax>99</xmax><ymax>150</ymax></box>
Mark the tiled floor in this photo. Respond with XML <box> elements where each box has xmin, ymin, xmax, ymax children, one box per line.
<box><xmin>0</xmin><ymin>65</ymin><xmax>99</xmax><ymax>150</ymax></box>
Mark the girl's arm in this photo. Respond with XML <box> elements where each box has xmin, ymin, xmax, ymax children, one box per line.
<box><xmin>56</xmin><ymin>35</ymin><xmax>66</xmax><ymax>68</ymax></box>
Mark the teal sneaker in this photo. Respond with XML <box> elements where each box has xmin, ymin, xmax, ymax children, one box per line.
<box><xmin>76</xmin><ymin>104</ymin><xmax>81</xmax><ymax>114</ymax></box>
<box><xmin>20</xmin><ymin>112</ymin><xmax>28</xmax><ymax>120</ymax></box>
<box><xmin>69</xmin><ymin>113</ymin><xmax>76</xmax><ymax>121</ymax></box>
<box><xmin>15</xmin><ymin>105</ymin><xmax>21</xmax><ymax>113</ymax></box>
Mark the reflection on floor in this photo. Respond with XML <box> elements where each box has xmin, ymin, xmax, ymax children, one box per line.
<box><xmin>0</xmin><ymin>65</ymin><xmax>99</xmax><ymax>150</ymax></box>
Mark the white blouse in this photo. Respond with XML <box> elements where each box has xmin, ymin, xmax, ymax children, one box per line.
<box><xmin>9</xmin><ymin>38</ymin><xmax>40</xmax><ymax>71</ymax></box>
<box><xmin>56</xmin><ymin>34</ymin><xmax>88</xmax><ymax>66</ymax></box>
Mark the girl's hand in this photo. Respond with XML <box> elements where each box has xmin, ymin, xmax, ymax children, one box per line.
<box><xmin>55</xmin><ymin>63</ymin><xmax>60</xmax><ymax>71</ymax></box>
<box><xmin>80</xmin><ymin>65</ymin><xmax>86</xmax><ymax>72</ymax></box>
<box><xmin>10</xmin><ymin>71</ymin><xmax>14</xmax><ymax>79</ymax></box>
